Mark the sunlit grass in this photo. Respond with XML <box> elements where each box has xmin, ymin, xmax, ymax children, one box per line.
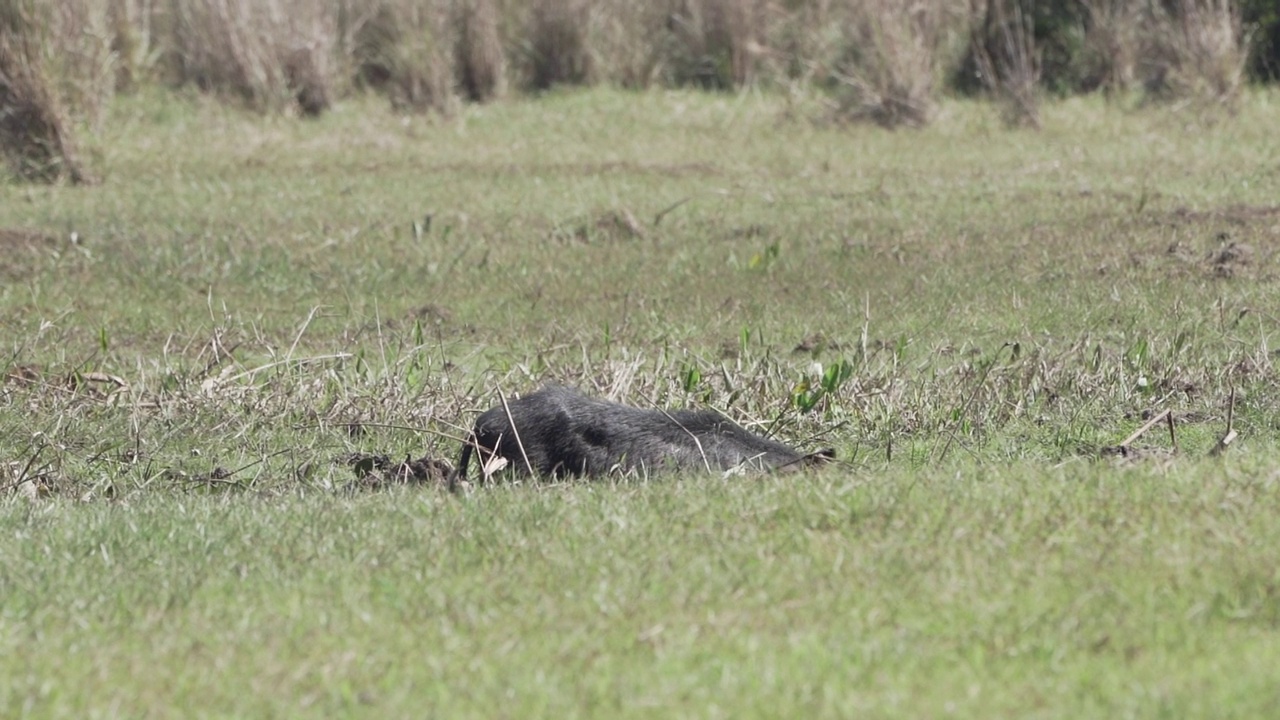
<box><xmin>2</xmin><ymin>87</ymin><xmax>1280</xmax><ymax>717</ymax></box>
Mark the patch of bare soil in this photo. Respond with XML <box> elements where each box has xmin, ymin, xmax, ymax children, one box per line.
<box><xmin>428</xmin><ymin>160</ymin><xmax>718</xmax><ymax>180</ymax></box>
<box><xmin>1169</xmin><ymin>204</ymin><xmax>1280</xmax><ymax>224</ymax></box>
<box><xmin>1099</xmin><ymin>444</ymin><xmax>1178</xmax><ymax>468</ymax></box>
<box><xmin>792</xmin><ymin>332</ymin><xmax>843</xmax><ymax>355</ymax></box>
<box><xmin>1115</xmin><ymin>204</ymin><xmax>1280</xmax><ymax>280</ymax></box>
<box><xmin>0</xmin><ymin>228</ymin><xmax>56</xmax><ymax>280</ymax></box>
<box><xmin>1207</xmin><ymin>239</ymin><xmax>1254</xmax><ymax>278</ymax></box>
<box><xmin>341</xmin><ymin>452</ymin><xmax>453</xmax><ymax>491</ymax></box>
<box><xmin>555</xmin><ymin>208</ymin><xmax>646</xmax><ymax>243</ymax></box>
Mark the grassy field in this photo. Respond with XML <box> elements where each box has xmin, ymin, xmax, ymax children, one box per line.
<box><xmin>3</xmin><ymin>87</ymin><xmax>1280</xmax><ymax>717</ymax></box>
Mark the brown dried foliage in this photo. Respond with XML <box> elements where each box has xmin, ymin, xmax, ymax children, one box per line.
<box><xmin>0</xmin><ymin>1</ymin><xmax>94</xmax><ymax>183</ymax></box>
<box><xmin>169</xmin><ymin>0</ymin><xmax>338</xmax><ymax>116</ymax></box>
<box><xmin>970</xmin><ymin>0</ymin><xmax>1041</xmax><ymax>128</ymax></box>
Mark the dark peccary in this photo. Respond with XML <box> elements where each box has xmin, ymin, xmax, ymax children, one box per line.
<box><xmin>450</xmin><ymin>386</ymin><xmax>833</xmax><ymax>489</ymax></box>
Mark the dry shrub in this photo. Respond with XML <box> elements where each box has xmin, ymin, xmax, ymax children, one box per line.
<box><xmin>453</xmin><ymin>0</ymin><xmax>505</xmax><ymax>101</ymax></box>
<box><xmin>506</xmin><ymin>0</ymin><xmax>595</xmax><ymax>90</ymax></box>
<box><xmin>45</xmin><ymin>0</ymin><xmax>116</xmax><ymax>129</ymax></box>
<box><xmin>1145</xmin><ymin>0</ymin><xmax>1248</xmax><ymax>111</ymax></box>
<box><xmin>663</xmin><ymin>0</ymin><xmax>775</xmax><ymax>89</ymax></box>
<box><xmin>827</xmin><ymin>0</ymin><xmax>965</xmax><ymax>128</ymax></box>
<box><xmin>170</xmin><ymin>0</ymin><xmax>338</xmax><ymax>116</ymax></box>
<box><xmin>587</xmin><ymin>0</ymin><xmax>675</xmax><ymax>89</ymax></box>
<box><xmin>506</xmin><ymin>0</ymin><xmax>783</xmax><ymax>91</ymax></box>
<box><xmin>0</xmin><ymin>0</ymin><xmax>95</xmax><ymax>183</ymax></box>
<box><xmin>108</xmin><ymin>0</ymin><xmax>166</xmax><ymax>91</ymax></box>
<box><xmin>1080</xmin><ymin>0</ymin><xmax>1142</xmax><ymax>96</ymax></box>
<box><xmin>355</xmin><ymin>0</ymin><xmax>458</xmax><ymax>112</ymax></box>
<box><xmin>970</xmin><ymin>0</ymin><xmax>1041</xmax><ymax>127</ymax></box>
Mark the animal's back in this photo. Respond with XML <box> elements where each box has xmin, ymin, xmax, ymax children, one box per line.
<box><xmin>455</xmin><ymin>386</ymin><xmax>827</xmax><ymax>482</ymax></box>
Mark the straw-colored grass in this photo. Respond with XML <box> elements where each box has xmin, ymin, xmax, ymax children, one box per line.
<box><xmin>0</xmin><ymin>0</ymin><xmax>96</xmax><ymax>183</ymax></box>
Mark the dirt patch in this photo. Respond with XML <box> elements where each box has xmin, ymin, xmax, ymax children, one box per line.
<box><xmin>1169</xmin><ymin>204</ymin><xmax>1280</xmax><ymax>225</ymax></box>
<box><xmin>792</xmin><ymin>332</ymin><xmax>843</xmax><ymax>355</ymax></box>
<box><xmin>0</xmin><ymin>228</ymin><xmax>56</xmax><ymax>280</ymax></box>
<box><xmin>1208</xmin><ymin>240</ymin><xmax>1254</xmax><ymax>278</ymax></box>
<box><xmin>0</xmin><ymin>227</ymin><xmax>56</xmax><ymax>249</ymax></box>
<box><xmin>428</xmin><ymin>160</ymin><xmax>719</xmax><ymax>180</ymax></box>
<box><xmin>341</xmin><ymin>452</ymin><xmax>453</xmax><ymax>490</ymax></box>
<box><xmin>1097</xmin><ymin>202</ymin><xmax>1280</xmax><ymax>280</ymax></box>
<box><xmin>554</xmin><ymin>208</ymin><xmax>646</xmax><ymax>243</ymax></box>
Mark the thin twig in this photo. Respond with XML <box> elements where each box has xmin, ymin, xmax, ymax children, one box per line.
<box><xmin>653</xmin><ymin>197</ymin><xmax>693</xmax><ymax>227</ymax></box>
<box><xmin>1210</xmin><ymin>386</ymin><xmax>1238</xmax><ymax>457</ymax></box>
<box><xmin>936</xmin><ymin>342</ymin><xmax>1012</xmax><ymax>462</ymax></box>
<box><xmin>216</xmin><ymin>353</ymin><xmax>353</xmax><ymax>384</ymax></box>
<box><xmin>1119</xmin><ymin>409</ymin><xmax>1172</xmax><ymax>449</ymax></box>
<box><xmin>654</xmin><ymin>407</ymin><xmax>713</xmax><ymax>474</ymax></box>
<box><xmin>291</xmin><ymin>421</ymin><xmax>468</xmax><ymax>445</ymax></box>
<box><xmin>498</xmin><ymin>389</ymin><xmax>535</xmax><ymax>476</ymax></box>
<box><xmin>286</xmin><ymin>305</ymin><xmax>323</xmax><ymax>363</ymax></box>
<box><xmin>228</xmin><ymin>448</ymin><xmax>295</xmax><ymax>477</ymax></box>
<box><xmin>1</xmin><ymin>444</ymin><xmax>49</xmax><ymax>494</ymax></box>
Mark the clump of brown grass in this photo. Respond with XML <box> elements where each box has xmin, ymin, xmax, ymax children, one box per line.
<box><xmin>500</xmin><ymin>0</ymin><xmax>782</xmax><ymax>92</ymax></box>
<box><xmin>169</xmin><ymin>0</ymin><xmax>338</xmax><ymax>116</ymax></box>
<box><xmin>1080</xmin><ymin>0</ymin><xmax>1142</xmax><ymax>97</ymax></box>
<box><xmin>355</xmin><ymin>0</ymin><xmax>458</xmax><ymax>112</ymax></box>
<box><xmin>44</xmin><ymin>0</ymin><xmax>117</xmax><ymax>130</ymax></box>
<box><xmin>969</xmin><ymin>0</ymin><xmax>1041</xmax><ymax>128</ymax></box>
<box><xmin>663</xmin><ymin>0</ymin><xmax>773</xmax><ymax>89</ymax></box>
<box><xmin>584</xmin><ymin>0</ymin><xmax>672</xmax><ymax>89</ymax></box>
<box><xmin>827</xmin><ymin>0</ymin><xmax>965</xmax><ymax>128</ymax></box>
<box><xmin>509</xmin><ymin>0</ymin><xmax>596</xmax><ymax>90</ymax></box>
<box><xmin>453</xmin><ymin>0</ymin><xmax>505</xmax><ymax>101</ymax></box>
<box><xmin>107</xmin><ymin>0</ymin><xmax>160</xmax><ymax>91</ymax></box>
<box><xmin>1145</xmin><ymin>0</ymin><xmax>1249</xmax><ymax>112</ymax></box>
<box><xmin>0</xmin><ymin>0</ymin><xmax>95</xmax><ymax>183</ymax></box>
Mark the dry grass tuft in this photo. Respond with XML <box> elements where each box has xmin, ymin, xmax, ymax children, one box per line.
<box><xmin>827</xmin><ymin>0</ymin><xmax>964</xmax><ymax>128</ymax></box>
<box><xmin>107</xmin><ymin>0</ymin><xmax>163</xmax><ymax>91</ymax></box>
<box><xmin>169</xmin><ymin>0</ymin><xmax>339</xmax><ymax>116</ymax></box>
<box><xmin>44</xmin><ymin>0</ymin><xmax>117</xmax><ymax>129</ymax></box>
<box><xmin>453</xmin><ymin>0</ymin><xmax>506</xmax><ymax>101</ymax></box>
<box><xmin>969</xmin><ymin>0</ymin><xmax>1041</xmax><ymax>128</ymax></box>
<box><xmin>0</xmin><ymin>0</ymin><xmax>1267</xmax><ymax>127</ymax></box>
<box><xmin>0</xmin><ymin>1</ymin><xmax>95</xmax><ymax>183</ymax></box>
<box><xmin>356</xmin><ymin>0</ymin><xmax>458</xmax><ymax>112</ymax></box>
<box><xmin>663</xmin><ymin>0</ymin><xmax>773</xmax><ymax>89</ymax></box>
<box><xmin>512</xmin><ymin>0</ymin><xmax>596</xmax><ymax>90</ymax></box>
<box><xmin>580</xmin><ymin>0</ymin><xmax>670</xmax><ymax>89</ymax></box>
<box><xmin>1145</xmin><ymin>0</ymin><xmax>1249</xmax><ymax>112</ymax></box>
<box><xmin>1080</xmin><ymin>0</ymin><xmax>1142</xmax><ymax>97</ymax></box>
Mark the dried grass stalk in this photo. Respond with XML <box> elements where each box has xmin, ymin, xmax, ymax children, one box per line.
<box><xmin>356</xmin><ymin>0</ymin><xmax>458</xmax><ymax>113</ymax></box>
<box><xmin>1081</xmin><ymin>0</ymin><xmax>1142</xmax><ymax>97</ymax></box>
<box><xmin>970</xmin><ymin>0</ymin><xmax>1041</xmax><ymax>128</ymax></box>
<box><xmin>1145</xmin><ymin>0</ymin><xmax>1248</xmax><ymax>112</ymax></box>
<box><xmin>830</xmin><ymin>0</ymin><xmax>961</xmax><ymax>128</ymax></box>
<box><xmin>0</xmin><ymin>0</ymin><xmax>95</xmax><ymax>184</ymax></box>
<box><xmin>454</xmin><ymin>0</ymin><xmax>505</xmax><ymax>101</ymax></box>
<box><xmin>170</xmin><ymin>0</ymin><xmax>338</xmax><ymax>116</ymax></box>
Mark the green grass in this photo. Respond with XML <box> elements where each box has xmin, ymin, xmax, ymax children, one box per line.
<box><xmin>5</xmin><ymin>466</ymin><xmax>1280</xmax><ymax>717</ymax></box>
<box><xmin>3</xmin><ymin>86</ymin><xmax>1280</xmax><ymax>717</ymax></box>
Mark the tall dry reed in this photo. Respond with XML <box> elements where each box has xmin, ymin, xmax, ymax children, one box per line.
<box><xmin>169</xmin><ymin>0</ymin><xmax>338</xmax><ymax>116</ymax></box>
<box><xmin>970</xmin><ymin>0</ymin><xmax>1041</xmax><ymax>127</ymax></box>
<box><xmin>1147</xmin><ymin>0</ymin><xmax>1248</xmax><ymax>111</ymax></box>
<box><xmin>354</xmin><ymin>0</ymin><xmax>458</xmax><ymax>112</ymax></box>
<box><xmin>0</xmin><ymin>0</ymin><xmax>96</xmax><ymax>183</ymax></box>
<box><xmin>826</xmin><ymin>0</ymin><xmax>967</xmax><ymax>128</ymax></box>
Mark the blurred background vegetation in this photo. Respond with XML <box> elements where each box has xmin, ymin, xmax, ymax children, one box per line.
<box><xmin>1</xmin><ymin>0</ymin><xmax>1277</xmax><ymax>183</ymax></box>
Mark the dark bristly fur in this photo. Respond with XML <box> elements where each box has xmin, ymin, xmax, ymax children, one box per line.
<box><xmin>450</xmin><ymin>386</ymin><xmax>834</xmax><ymax>489</ymax></box>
